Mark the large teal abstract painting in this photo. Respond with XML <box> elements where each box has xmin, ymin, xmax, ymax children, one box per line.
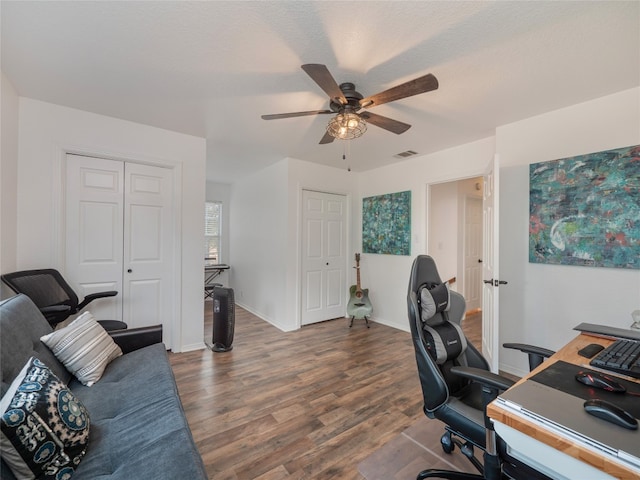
<box><xmin>363</xmin><ymin>190</ymin><xmax>411</xmax><ymax>255</ymax></box>
<box><xmin>529</xmin><ymin>145</ymin><xmax>640</xmax><ymax>269</ymax></box>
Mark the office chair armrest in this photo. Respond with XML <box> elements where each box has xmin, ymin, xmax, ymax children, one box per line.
<box><xmin>503</xmin><ymin>343</ymin><xmax>555</xmax><ymax>371</ymax></box>
<box><xmin>450</xmin><ymin>366</ymin><xmax>515</xmax><ymax>392</ymax></box>
<box><xmin>40</xmin><ymin>305</ymin><xmax>72</xmax><ymax>315</ymax></box>
<box><xmin>451</xmin><ymin>366</ymin><xmax>515</xmax><ymax>431</ymax></box>
<box><xmin>77</xmin><ymin>290</ymin><xmax>118</xmax><ymax>311</ymax></box>
<box><xmin>40</xmin><ymin>305</ymin><xmax>72</xmax><ymax>326</ymax></box>
<box><xmin>109</xmin><ymin>325</ymin><xmax>163</xmax><ymax>354</ymax></box>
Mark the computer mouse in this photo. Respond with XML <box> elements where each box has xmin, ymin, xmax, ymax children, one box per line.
<box><xmin>575</xmin><ymin>371</ymin><xmax>626</xmax><ymax>393</ymax></box>
<box><xmin>583</xmin><ymin>399</ymin><xmax>638</xmax><ymax>430</ymax></box>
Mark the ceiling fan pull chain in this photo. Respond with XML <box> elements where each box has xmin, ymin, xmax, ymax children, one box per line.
<box><xmin>346</xmin><ymin>140</ymin><xmax>352</xmax><ymax>172</ymax></box>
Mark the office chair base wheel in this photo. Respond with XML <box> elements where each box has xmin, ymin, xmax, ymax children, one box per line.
<box><xmin>440</xmin><ymin>432</ymin><xmax>455</xmax><ymax>454</ymax></box>
<box><xmin>461</xmin><ymin>443</ymin><xmax>475</xmax><ymax>460</ymax></box>
<box><xmin>441</xmin><ymin>430</ymin><xmax>484</xmax><ymax>474</ymax></box>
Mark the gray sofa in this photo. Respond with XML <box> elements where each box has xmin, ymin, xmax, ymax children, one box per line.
<box><xmin>0</xmin><ymin>294</ymin><xmax>207</xmax><ymax>480</ymax></box>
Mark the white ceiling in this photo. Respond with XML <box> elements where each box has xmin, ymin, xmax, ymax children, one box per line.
<box><xmin>2</xmin><ymin>1</ymin><xmax>639</xmax><ymax>183</ymax></box>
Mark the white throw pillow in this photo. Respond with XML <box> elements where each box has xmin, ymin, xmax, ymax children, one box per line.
<box><xmin>41</xmin><ymin>311</ymin><xmax>122</xmax><ymax>386</ymax></box>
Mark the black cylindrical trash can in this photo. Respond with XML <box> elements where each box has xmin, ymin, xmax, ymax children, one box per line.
<box><xmin>210</xmin><ymin>286</ymin><xmax>234</xmax><ymax>352</ymax></box>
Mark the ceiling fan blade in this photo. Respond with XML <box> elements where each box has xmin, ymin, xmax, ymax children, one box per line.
<box><xmin>360</xmin><ymin>112</ymin><xmax>411</xmax><ymax>134</ymax></box>
<box><xmin>360</xmin><ymin>73</ymin><xmax>438</xmax><ymax>108</ymax></box>
<box><xmin>261</xmin><ymin>110</ymin><xmax>332</xmax><ymax>120</ymax></box>
<box><xmin>319</xmin><ymin>130</ymin><xmax>335</xmax><ymax>144</ymax></box>
<box><xmin>301</xmin><ymin>64</ymin><xmax>347</xmax><ymax>105</ymax></box>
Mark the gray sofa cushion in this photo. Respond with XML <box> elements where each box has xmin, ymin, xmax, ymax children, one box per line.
<box><xmin>69</xmin><ymin>344</ymin><xmax>206</xmax><ymax>479</ymax></box>
<box><xmin>0</xmin><ymin>295</ymin><xmax>72</xmax><ymax>396</ymax></box>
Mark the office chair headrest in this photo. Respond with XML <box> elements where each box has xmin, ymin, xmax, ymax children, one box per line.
<box><xmin>419</xmin><ymin>282</ymin><xmax>451</xmax><ymax>324</ymax></box>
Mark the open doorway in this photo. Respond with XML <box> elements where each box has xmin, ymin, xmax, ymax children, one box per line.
<box><xmin>427</xmin><ymin>176</ymin><xmax>484</xmax><ymax>350</ymax></box>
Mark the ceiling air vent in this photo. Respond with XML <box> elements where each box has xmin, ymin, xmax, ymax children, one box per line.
<box><xmin>394</xmin><ymin>150</ymin><xmax>418</xmax><ymax>159</ymax></box>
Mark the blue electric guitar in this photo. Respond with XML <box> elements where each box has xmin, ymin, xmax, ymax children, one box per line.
<box><xmin>347</xmin><ymin>253</ymin><xmax>373</xmax><ymax>327</ymax></box>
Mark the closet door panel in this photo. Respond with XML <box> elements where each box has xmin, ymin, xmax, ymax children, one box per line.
<box><xmin>66</xmin><ymin>155</ymin><xmax>175</xmax><ymax>347</ymax></box>
<box><xmin>123</xmin><ymin>163</ymin><xmax>173</xmax><ymax>342</ymax></box>
<box><xmin>66</xmin><ymin>154</ymin><xmax>124</xmax><ymax>321</ymax></box>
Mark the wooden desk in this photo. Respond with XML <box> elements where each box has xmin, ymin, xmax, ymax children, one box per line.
<box><xmin>488</xmin><ymin>334</ymin><xmax>639</xmax><ymax>479</ymax></box>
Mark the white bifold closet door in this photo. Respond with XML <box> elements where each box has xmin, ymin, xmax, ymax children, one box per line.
<box><xmin>66</xmin><ymin>154</ymin><xmax>174</xmax><ymax>345</ymax></box>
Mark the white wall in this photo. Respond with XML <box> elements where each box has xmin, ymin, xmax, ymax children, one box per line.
<box><xmin>230</xmin><ymin>159</ymin><xmax>289</xmax><ymax>329</ymax></box>
<box><xmin>357</xmin><ymin>137</ymin><xmax>496</xmax><ymax>331</ymax></box>
<box><xmin>0</xmin><ymin>73</ymin><xmax>19</xmax><ymax>299</ymax></box>
<box><xmin>497</xmin><ymin>87</ymin><xmax>640</xmax><ymax>376</ymax></box>
<box><xmin>16</xmin><ymin>98</ymin><xmax>207</xmax><ymax>352</ymax></box>
<box><xmin>206</xmin><ymin>181</ymin><xmax>231</xmax><ymax>287</ymax></box>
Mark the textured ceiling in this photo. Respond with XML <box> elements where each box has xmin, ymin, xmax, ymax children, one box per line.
<box><xmin>2</xmin><ymin>1</ymin><xmax>639</xmax><ymax>183</ymax></box>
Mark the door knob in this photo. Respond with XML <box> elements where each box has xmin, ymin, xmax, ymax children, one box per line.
<box><xmin>483</xmin><ymin>278</ymin><xmax>508</xmax><ymax>286</ymax></box>
<box><xmin>478</xmin><ymin>259</ymin><xmax>483</xmax><ymax>263</ymax></box>
<box><xmin>127</xmin><ymin>269</ymin><xmax>132</xmax><ymax>273</ymax></box>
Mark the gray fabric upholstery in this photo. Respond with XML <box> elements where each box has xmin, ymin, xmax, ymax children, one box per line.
<box><xmin>1</xmin><ymin>294</ymin><xmax>207</xmax><ymax>480</ymax></box>
<box><xmin>0</xmin><ymin>294</ymin><xmax>72</xmax><ymax>393</ymax></box>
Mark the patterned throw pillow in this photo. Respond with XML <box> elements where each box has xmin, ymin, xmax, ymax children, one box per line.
<box><xmin>0</xmin><ymin>357</ymin><xmax>90</xmax><ymax>480</ymax></box>
<box><xmin>41</xmin><ymin>311</ymin><xmax>122</xmax><ymax>387</ymax></box>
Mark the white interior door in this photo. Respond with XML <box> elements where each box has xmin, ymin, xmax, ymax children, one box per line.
<box><xmin>66</xmin><ymin>154</ymin><xmax>124</xmax><ymax>321</ymax></box>
<box><xmin>66</xmin><ymin>155</ymin><xmax>174</xmax><ymax>346</ymax></box>
<box><xmin>123</xmin><ymin>163</ymin><xmax>173</xmax><ymax>342</ymax></box>
<box><xmin>482</xmin><ymin>154</ymin><xmax>500</xmax><ymax>372</ymax></box>
<box><xmin>301</xmin><ymin>190</ymin><xmax>347</xmax><ymax>325</ymax></box>
<box><xmin>464</xmin><ymin>196</ymin><xmax>483</xmax><ymax>311</ymax></box>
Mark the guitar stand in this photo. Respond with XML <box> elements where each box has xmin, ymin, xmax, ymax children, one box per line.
<box><xmin>347</xmin><ymin>253</ymin><xmax>372</xmax><ymax>329</ymax></box>
<box><xmin>349</xmin><ymin>313</ymin><xmax>370</xmax><ymax>328</ymax></box>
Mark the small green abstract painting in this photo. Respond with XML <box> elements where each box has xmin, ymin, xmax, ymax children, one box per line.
<box><xmin>362</xmin><ymin>190</ymin><xmax>411</xmax><ymax>255</ymax></box>
<box><xmin>529</xmin><ymin>145</ymin><xmax>640</xmax><ymax>269</ymax></box>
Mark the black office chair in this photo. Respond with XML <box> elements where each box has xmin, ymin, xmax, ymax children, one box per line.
<box><xmin>1</xmin><ymin>269</ymin><xmax>127</xmax><ymax>331</ymax></box>
<box><xmin>407</xmin><ymin>255</ymin><xmax>554</xmax><ymax>480</ymax></box>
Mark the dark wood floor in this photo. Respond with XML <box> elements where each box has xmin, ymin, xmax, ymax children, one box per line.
<box><xmin>169</xmin><ymin>303</ymin><xmax>482</xmax><ymax>480</ymax></box>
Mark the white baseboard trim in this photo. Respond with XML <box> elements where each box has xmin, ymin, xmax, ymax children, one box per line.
<box><xmin>178</xmin><ymin>341</ymin><xmax>207</xmax><ymax>353</ymax></box>
<box><xmin>234</xmin><ymin>301</ymin><xmax>295</xmax><ymax>332</ymax></box>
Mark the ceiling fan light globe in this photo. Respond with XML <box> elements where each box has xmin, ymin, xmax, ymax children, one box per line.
<box><xmin>327</xmin><ymin>113</ymin><xmax>367</xmax><ymax>140</ymax></box>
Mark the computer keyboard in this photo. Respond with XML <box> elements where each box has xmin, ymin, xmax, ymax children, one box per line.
<box><xmin>590</xmin><ymin>338</ymin><xmax>640</xmax><ymax>380</ymax></box>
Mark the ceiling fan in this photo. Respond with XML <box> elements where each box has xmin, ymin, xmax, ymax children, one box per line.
<box><xmin>261</xmin><ymin>64</ymin><xmax>439</xmax><ymax>144</ymax></box>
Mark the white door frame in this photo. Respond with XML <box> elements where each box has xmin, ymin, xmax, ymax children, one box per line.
<box><xmin>297</xmin><ymin>187</ymin><xmax>350</xmax><ymax>328</ymax></box>
<box><xmin>482</xmin><ymin>154</ymin><xmax>500</xmax><ymax>373</ymax></box>
<box><xmin>298</xmin><ymin>188</ymin><xmax>349</xmax><ymax>325</ymax></box>
<box><xmin>425</xmin><ymin>167</ymin><xmax>496</xmax><ymax>362</ymax></box>
<box><xmin>52</xmin><ymin>146</ymin><xmax>182</xmax><ymax>350</ymax></box>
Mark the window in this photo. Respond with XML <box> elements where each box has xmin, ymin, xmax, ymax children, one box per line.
<box><xmin>205</xmin><ymin>201</ymin><xmax>222</xmax><ymax>263</ymax></box>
